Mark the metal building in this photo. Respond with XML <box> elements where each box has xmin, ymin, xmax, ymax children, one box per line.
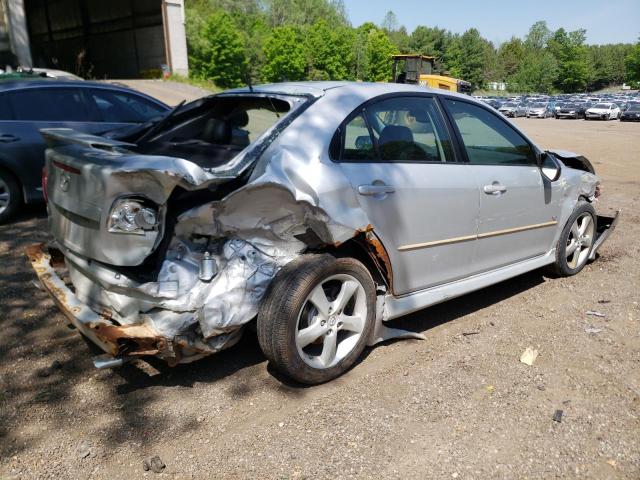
<box><xmin>0</xmin><ymin>0</ymin><xmax>188</xmax><ymax>78</ymax></box>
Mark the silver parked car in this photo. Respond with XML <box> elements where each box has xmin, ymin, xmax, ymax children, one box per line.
<box><xmin>28</xmin><ymin>82</ymin><xmax>619</xmax><ymax>384</ymax></box>
<box><xmin>498</xmin><ymin>101</ymin><xmax>527</xmax><ymax>117</ymax></box>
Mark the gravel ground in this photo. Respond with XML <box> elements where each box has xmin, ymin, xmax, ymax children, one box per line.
<box><xmin>0</xmin><ymin>118</ymin><xmax>639</xmax><ymax>480</ymax></box>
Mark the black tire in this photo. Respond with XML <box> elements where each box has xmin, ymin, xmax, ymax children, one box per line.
<box><xmin>546</xmin><ymin>201</ymin><xmax>596</xmax><ymax>277</ymax></box>
<box><xmin>0</xmin><ymin>167</ymin><xmax>22</xmax><ymax>224</ymax></box>
<box><xmin>257</xmin><ymin>254</ymin><xmax>376</xmax><ymax>384</ymax></box>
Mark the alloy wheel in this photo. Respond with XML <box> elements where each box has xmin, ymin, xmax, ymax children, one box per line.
<box><xmin>295</xmin><ymin>274</ymin><xmax>368</xmax><ymax>369</ymax></box>
<box><xmin>0</xmin><ymin>177</ymin><xmax>10</xmax><ymax>216</ymax></box>
<box><xmin>566</xmin><ymin>212</ymin><xmax>595</xmax><ymax>269</ymax></box>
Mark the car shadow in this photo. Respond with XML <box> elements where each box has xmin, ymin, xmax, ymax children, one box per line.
<box><xmin>116</xmin><ymin>269</ymin><xmax>547</xmax><ymax>391</ymax></box>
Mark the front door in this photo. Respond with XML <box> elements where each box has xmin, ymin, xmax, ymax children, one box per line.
<box><xmin>442</xmin><ymin>98</ymin><xmax>562</xmax><ymax>273</ymax></box>
<box><xmin>336</xmin><ymin>95</ymin><xmax>480</xmax><ymax>295</ymax></box>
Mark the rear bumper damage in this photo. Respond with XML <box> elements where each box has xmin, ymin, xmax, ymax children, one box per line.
<box><xmin>26</xmin><ymin>243</ymin><xmax>244</xmax><ymax>365</ymax></box>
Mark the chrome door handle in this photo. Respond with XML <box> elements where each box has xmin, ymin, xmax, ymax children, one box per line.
<box><xmin>483</xmin><ymin>183</ymin><xmax>507</xmax><ymax>194</ymax></box>
<box><xmin>358</xmin><ymin>184</ymin><xmax>395</xmax><ymax>196</ymax></box>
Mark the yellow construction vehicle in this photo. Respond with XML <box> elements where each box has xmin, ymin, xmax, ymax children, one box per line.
<box><xmin>392</xmin><ymin>54</ymin><xmax>471</xmax><ymax>94</ymax></box>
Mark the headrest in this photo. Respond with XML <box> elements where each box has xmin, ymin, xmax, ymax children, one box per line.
<box><xmin>379</xmin><ymin>125</ymin><xmax>414</xmax><ymax>146</ymax></box>
<box><xmin>228</xmin><ymin>111</ymin><xmax>249</xmax><ymax>127</ymax></box>
<box><xmin>202</xmin><ymin>118</ymin><xmax>231</xmax><ymax>145</ymax></box>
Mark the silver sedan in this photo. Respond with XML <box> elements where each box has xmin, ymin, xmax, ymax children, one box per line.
<box><xmin>29</xmin><ymin>82</ymin><xmax>618</xmax><ymax>383</ymax></box>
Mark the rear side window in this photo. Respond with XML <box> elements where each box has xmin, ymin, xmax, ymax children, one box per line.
<box><xmin>90</xmin><ymin>89</ymin><xmax>166</xmax><ymax>123</ymax></box>
<box><xmin>8</xmin><ymin>88</ymin><xmax>92</xmax><ymax>121</ymax></box>
<box><xmin>0</xmin><ymin>94</ymin><xmax>11</xmax><ymax>120</ymax></box>
<box><xmin>339</xmin><ymin>96</ymin><xmax>453</xmax><ymax>163</ymax></box>
<box><xmin>444</xmin><ymin>99</ymin><xmax>536</xmax><ymax>166</ymax></box>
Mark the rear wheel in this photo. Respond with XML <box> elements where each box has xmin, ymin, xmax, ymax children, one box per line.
<box><xmin>547</xmin><ymin>201</ymin><xmax>596</xmax><ymax>277</ymax></box>
<box><xmin>0</xmin><ymin>168</ymin><xmax>21</xmax><ymax>224</ymax></box>
<box><xmin>257</xmin><ymin>254</ymin><xmax>376</xmax><ymax>384</ymax></box>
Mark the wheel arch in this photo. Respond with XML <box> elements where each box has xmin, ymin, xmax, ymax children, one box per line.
<box><xmin>0</xmin><ymin>157</ymin><xmax>28</xmax><ymax>203</ymax></box>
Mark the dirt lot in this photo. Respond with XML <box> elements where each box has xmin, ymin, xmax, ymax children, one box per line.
<box><xmin>1</xmin><ymin>118</ymin><xmax>639</xmax><ymax>480</ymax></box>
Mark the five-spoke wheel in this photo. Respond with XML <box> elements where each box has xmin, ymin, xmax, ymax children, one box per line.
<box><xmin>257</xmin><ymin>255</ymin><xmax>375</xmax><ymax>384</ymax></box>
<box><xmin>548</xmin><ymin>201</ymin><xmax>597</xmax><ymax>277</ymax></box>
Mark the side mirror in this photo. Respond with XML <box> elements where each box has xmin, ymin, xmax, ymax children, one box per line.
<box><xmin>539</xmin><ymin>152</ymin><xmax>562</xmax><ymax>182</ymax></box>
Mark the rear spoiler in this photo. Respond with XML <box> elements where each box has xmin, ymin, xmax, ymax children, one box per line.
<box><xmin>40</xmin><ymin>128</ymin><xmax>135</xmax><ymax>151</ymax></box>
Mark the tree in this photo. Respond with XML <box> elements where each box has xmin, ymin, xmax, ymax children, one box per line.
<box><xmin>524</xmin><ymin>21</ymin><xmax>552</xmax><ymax>51</ymax></box>
<box><xmin>548</xmin><ymin>28</ymin><xmax>589</xmax><ymax>92</ymax></box>
<box><xmin>509</xmin><ymin>51</ymin><xmax>558</xmax><ymax>93</ymax></box>
<box><xmin>262</xmin><ymin>26</ymin><xmax>307</xmax><ymax>82</ymax></box>
<box><xmin>304</xmin><ymin>21</ymin><xmax>354</xmax><ymax>80</ymax></box>
<box><xmin>625</xmin><ymin>39</ymin><xmax>640</xmax><ymax>87</ymax></box>
<box><xmin>352</xmin><ymin>24</ymin><xmax>397</xmax><ymax>81</ymax></box>
<box><xmin>409</xmin><ymin>26</ymin><xmax>452</xmax><ymax>71</ymax></box>
<box><xmin>497</xmin><ymin>37</ymin><xmax>523</xmax><ymax>81</ymax></box>
<box><xmin>381</xmin><ymin>10</ymin><xmax>399</xmax><ymax>32</ymax></box>
<box><xmin>267</xmin><ymin>0</ymin><xmax>349</xmax><ymax>27</ymax></box>
<box><xmin>189</xmin><ymin>12</ymin><xmax>248</xmax><ymax>88</ymax></box>
<box><xmin>445</xmin><ymin>29</ymin><xmax>492</xmax><ymax>90</ymax></box>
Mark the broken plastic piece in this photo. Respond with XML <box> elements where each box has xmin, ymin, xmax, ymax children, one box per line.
<box><xmin>553</xmin><ymin>409</ymin><xmax>563</xmax><ymax>423</ymax></box>
<box><xmin>520</xmin><ymin>347</ymin><xmax>539</xmax><ymax>366</ymax></box>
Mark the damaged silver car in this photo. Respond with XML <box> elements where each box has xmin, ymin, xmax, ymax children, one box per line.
<box><xmin>27</xmin><ymin>82</ymin><xmax>619</xmax><ymax>384</ymax></box>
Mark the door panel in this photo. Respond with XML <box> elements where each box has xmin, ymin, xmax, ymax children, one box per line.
<box><xmin>443</xmin><ymin>97</ymin><xmax>563</xmax><ymax>272</ymax></box>
<box><xmin>337</xmin><ymin>95</ymin><xmax>480</xmax><ymax>295</ymax></box>
<box><xmin>341</xmin><ymin>162</ymin><xmax>479</xmax><ymax>294</ymax></box>
<box><xmin>471</xmin><ymin>165</ymin><xmax>560</xmax><ymax>271</ymax></box>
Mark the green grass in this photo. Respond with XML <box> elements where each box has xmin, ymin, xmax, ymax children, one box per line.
<box><xmin>163</xmin><ymin>74</ymin><xmax>221</xmax><ymax>93</ymax></box>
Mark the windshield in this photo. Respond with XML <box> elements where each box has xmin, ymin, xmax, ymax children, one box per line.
<box><xmin>531</xmin><ymin>103</ymin><xmax>546</xmax><ymax>108</ymax></box>
<box><xmin>503</xmin><ymin>102</ymin><xmax>517</xmax><ymax>107</ymax></box>
<box><xmin>627</xmin><ymin>104</ymin><xmax>640</xmax><ymax>112</ymax></box>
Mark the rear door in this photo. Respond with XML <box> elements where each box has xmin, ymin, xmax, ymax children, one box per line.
<box><xmin>336</xmin><ymin>94</ymin><xmax>480</xmax><ymax>295</ymax></box>
<box><xmin>442</xmin><ymin>98</ymin><xmax>562</xmax><ymax>273</ymax></box>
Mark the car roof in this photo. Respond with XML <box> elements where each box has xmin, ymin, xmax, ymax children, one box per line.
<box><xmin>0</xmin><ymin>78</ymin><xmax>170</xmax><ymax>108</ymax></box>
<box><xmin>224</xmin><ymin>81</ymin><xmax>443</xmax><ymax>98</ymax></box>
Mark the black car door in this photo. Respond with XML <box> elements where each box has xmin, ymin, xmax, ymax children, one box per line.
<box><xmin>0</xmin><ymin>86</ymin><xmax>106</xmax><ymax>201</ymax></box>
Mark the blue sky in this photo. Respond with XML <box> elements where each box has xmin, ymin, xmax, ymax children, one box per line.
<box><xmin>342</xmin><ymin>0</ymin><xmax>640</xmax><ymax>46</ymax></box>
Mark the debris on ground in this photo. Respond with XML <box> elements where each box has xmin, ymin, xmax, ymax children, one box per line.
<box><xmin>553</xmin><ymin>410</ymin><xmax>563</xmax><ymax>423</ymax></box>
<box><xmin>598</xmin><ymin>299</ymin><xmax>611</xmax><ymax>304</ymax></box>
<box><xmin>585</xmin><ymin>326</ymin><xmax>603</xmax><ymax>334</ymax></box>
<box><xmin>462</xmin><ymin>331</ymin><xmax>480</xmax><ymax>336</ymax></box>
<box><xmin>586</xmin><ymin>311</ymin><xmax>606</xmax><ymax>317</ymax></box>
<box><xmin>76</xmin><ymin>440</ymin><xmax>92</xmax><ymax>459</ymax></box>
<box><xmin>143</xmin><ymin>456</ymin><xmax>166</xmax><ymax>473</ymax></box>
<box><xmin>520</xmin><ymin>347</ymin><xmax>539</xmax><ymax>366</ymax></box>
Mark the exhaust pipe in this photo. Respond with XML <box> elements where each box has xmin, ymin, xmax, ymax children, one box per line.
<box><xmin>92</xmin><ymin>354</ymin><xmax>129</xmax><ymax>369</ymax></box>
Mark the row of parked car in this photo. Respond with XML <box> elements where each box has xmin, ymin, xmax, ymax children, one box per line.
<box><xmin>476</xmin><ymin>93</ymin><xmax>640</xmax><ymax>122</ymax></box>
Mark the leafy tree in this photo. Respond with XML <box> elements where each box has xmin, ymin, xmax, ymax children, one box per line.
<box><xmin>446</xmin><ymin>29</ymin><xmax>492</xmax><ymax>89</ymax></box>
<box><xmin>262</xmin><ymin>26</ymin><xmax>307</xmax><ymax>82</ymax></box>
<box><xmin>267</xmin><ymin>0</ymin><xmax>349</xmax><ymax>27</ymax></box>
<box><xmin>189</xmin><ymin>12</ymin><xmax>248</xmax><ymax>88</ymax></box>
<box><xmin>625</xmin><ymin>39</ymin><xmax>640</xmax><ymax>87</ymax></box>
<box><xmin>353</xmin><ymin>24</ymin><xmax>398</xmax><ymax>81</ymax></box>
<box><xmin>409</xmin><ymin>26</ymin><xmax>452</xmax><ymax>71</ymax></box>
<box><xmin>548</xmin><ymin>28</ymin><xmax>590</xmax><ymax>92</ymax></box>
<box><xmin>304</xmin><ymin>21</ymin><xmax>354</xmax><ymax>80</ymax></box>
<box><xmin>497</xmin><ymin>37</ymin><xmax>523</xmax><ymax>80</ymax></box>
<box><xmin>509</xmin><ymin>51</ymin><xmax>558</xmax><ymax>93</ymax></box>
<box><xmin>524</xmin><ymin>21</ymin><xmax>552</xmax><ymax>51</ymax></box>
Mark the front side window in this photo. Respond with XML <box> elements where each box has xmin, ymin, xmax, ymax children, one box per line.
<box><xmin>340</xmin><ymin>96</ymin><xmax>453</xmax><ymax>162</ymax></box>
<box><xmin>444</xmin><ymin>99</ymin><xmax>536</xmax><ymax>166</ymax></box>
<box><xmin>90</xmin><ymin>89</ymin><xmax>167</xmax><ymax>123</ymax></box>
<box><xmin>8</xmin><ymin>88</ymin><xmax>91</xmax><ymax>122</ymax></box>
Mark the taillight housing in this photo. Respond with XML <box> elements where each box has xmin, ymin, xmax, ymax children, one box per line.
<box><xmin>107</xmin><ymin>198</ymin><xmax>159</xmax><ymax>235</ymax></box>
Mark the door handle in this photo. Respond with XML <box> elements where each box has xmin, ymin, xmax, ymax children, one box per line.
<box><xmin>0</xmin><ymin>134</ymin><xmax>19</xmax><ymax>143</ymax></box>
<box><xmin>483</xmin><ymin>183</ymin><xmax>507</xmax><ymax>195</ymax></box>
<box><xmin>358</xmin><ymin>184</ymin><xmax>395</xmax><ymax>196</ymax></box>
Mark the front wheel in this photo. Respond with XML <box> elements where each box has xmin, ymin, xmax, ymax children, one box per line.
<box><xmin>547</xmin><ymin>202</ymin><xmax>596</xmax><ymax>277</ymax></box>
<box><xmin>257</xmin><ymin>254</ymin><xmax>376</xmax><ymax>384</ymax></box>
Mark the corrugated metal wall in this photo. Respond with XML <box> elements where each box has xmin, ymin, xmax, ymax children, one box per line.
<box><xmin>25</xmin><ymin>0</ymin><xmax>166</xmax><ymax>78</ymax></box>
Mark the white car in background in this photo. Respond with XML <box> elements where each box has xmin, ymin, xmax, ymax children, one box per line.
<box><xmin>585</xmin><ymin>103</ymin><xmax>620</xmax><ymax>120</ymax></box>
